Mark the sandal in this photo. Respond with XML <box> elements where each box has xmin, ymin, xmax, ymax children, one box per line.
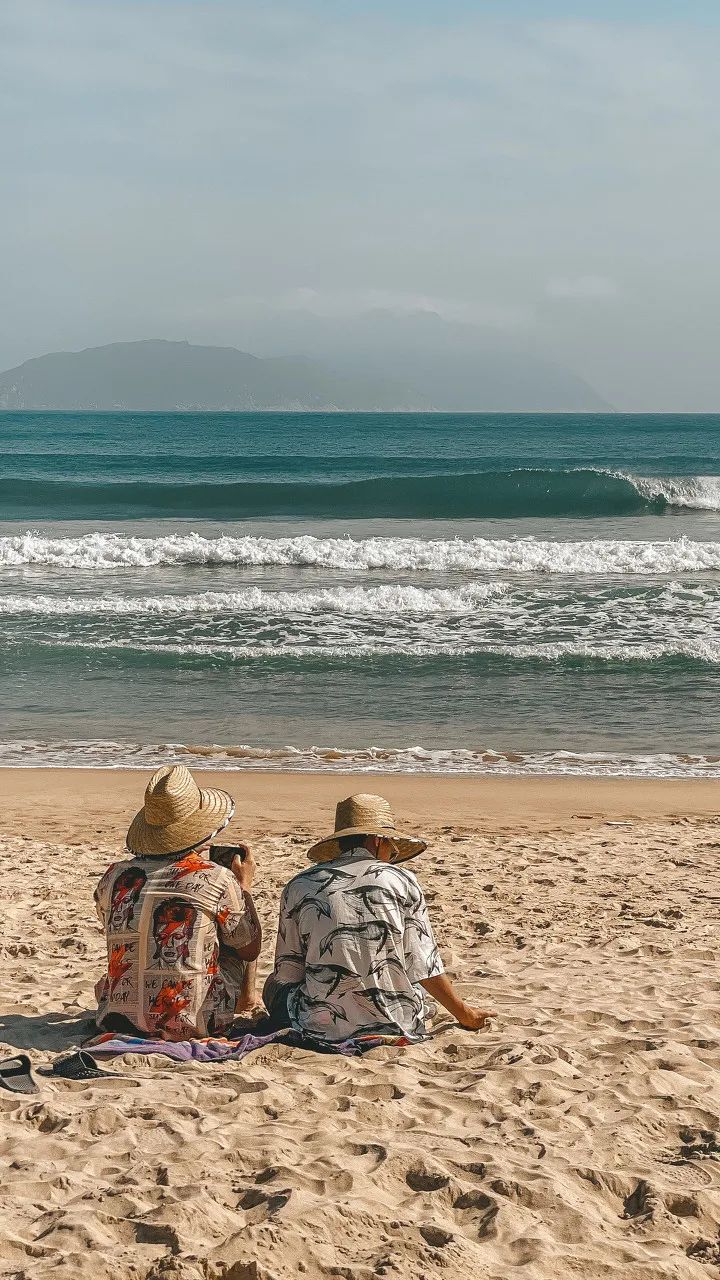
<box><xmin>48</xmin><ymin>1051</ymin><xmax>117</xmax><ymax>1080</ymax></box>
<box><xmin>0</xmin><ymin>1053</ymin><xmax>38</xmax><ymax>1094</ymax></box>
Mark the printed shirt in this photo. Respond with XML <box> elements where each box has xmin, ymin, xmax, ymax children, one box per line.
<box><xmin>273</xmin><ymin>848</ymin><xmax>444</xmax><ymax>1041</ymax></box>
<box><xmin>94</xmin><ymin>851</ymin><xmax>256</xmax><ymax>1039</ymax></box>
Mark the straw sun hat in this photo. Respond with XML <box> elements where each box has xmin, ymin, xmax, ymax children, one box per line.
<box><xmin>126</xmin><ymin>765</ymin><xmax>234</xmax><ymax>857</ymax></box>
<box><xmin>307</xmin><ymin>793</ymin><xmax>427</xmax><ymax>864</ymax></box>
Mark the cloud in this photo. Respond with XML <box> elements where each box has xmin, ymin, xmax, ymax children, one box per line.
<box><xmin>1</xmin><ymin>1</ymin><xmax>719</xmax><ymax>406</ymax></box>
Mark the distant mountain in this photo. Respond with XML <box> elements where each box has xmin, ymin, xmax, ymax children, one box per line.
<box><xmin>232</xmin><ymin>308</ymin><xmax>612</xmax><ymax>412</ymax></box>
<box><xmin>0</xmin><ymin>340</ymin><xmax>431</xmax><ymax>412</ymax></box>
<box><xmin>0</xmin><ymin>324</ymin><xmax>610</xmax><ymax>412</ymax></box>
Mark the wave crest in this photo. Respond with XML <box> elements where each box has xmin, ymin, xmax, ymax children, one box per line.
<box><xmin>0</xmin><ymin>469</ymin><xmax>718</xmax><ymax>518</ymax></box>
<box><xmin>1</xmin><ymin>738</ymin><xmax>718</xmax><ymax>777</ymax></box>
<box><xmin>3</xmin><ymin>531</ymin><xmax>720</xmax><ymax>574</ymax></box>
<box><xmin>0</xmin><ymin>582</ymin><xmax>507</xmax><ymax>616</ymax></box>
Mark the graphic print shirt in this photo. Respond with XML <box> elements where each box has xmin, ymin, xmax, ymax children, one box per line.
<box><xmin>273</xmin><ymin>848</ymin><xmax>444</xmax><ymax>1041</ymax></box>
<box><xmin>94</xmin><ymin>851</ymin><xmax>255</xmax><ymax>1039</ymax></box>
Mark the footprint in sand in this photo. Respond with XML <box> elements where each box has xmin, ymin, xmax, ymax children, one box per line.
<box><xmin>405</xmin><ymin>1167</ymin><xmax>449</xmax><ymax>1192</ymax></box>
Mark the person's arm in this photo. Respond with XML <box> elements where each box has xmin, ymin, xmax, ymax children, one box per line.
<box><xmin>229</xmin><ymin>848</ymin><xmax>262</xmax><ymax>960</ymax></box>
<box><xmin>420</xmin><ymin>974</ymin><xmax>495</xmax><ymax>1030</ymax></box>
<box><xmin>94</xmin><ymin>862</ymin><xmax>116</xmax><ymax>928</ymax></box>
<box><xmin>402</xmin><ymin>871</ymin><xmax>495</xmax><ymax>1031</ymax></box>
<box><xmin>217</xmin><ymin>850</ymin><xmax>262</xmax><ymax>961</ymax></box>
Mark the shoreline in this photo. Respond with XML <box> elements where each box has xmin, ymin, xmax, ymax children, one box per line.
<box><xmin>5</xmin><ymin>769</ymin><xmax>718</xmax><ymax>845</ymax></box>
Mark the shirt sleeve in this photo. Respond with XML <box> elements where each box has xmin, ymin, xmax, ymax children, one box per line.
<box><xmin>273</xmin><ymin>886</ymin><xmax>305</xmax><ymax>984</ymax></box>
<box><xmin>216</xmin><ymin>874</ymin><xmax>256</xmax><ymax>952</ymax></box>
<box><xmin>402</xmin><ymin>876</ymin><xmax>444</xmax><ymax>984</ymax></box>
<box><xmin>94</xmin><ymin>862</ymin><xmax>117</xmax><ymax>926</ymax></box>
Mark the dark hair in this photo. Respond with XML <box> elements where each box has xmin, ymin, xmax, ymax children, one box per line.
<box><xmin>337</xmin><ymin>834</ymin><xmax>367</xmax><ymax>854</ymax></box>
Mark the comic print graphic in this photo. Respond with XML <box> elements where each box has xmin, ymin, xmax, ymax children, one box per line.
<box><xmin>169</xmin><ymin>851</ymin><xmax>213</xmax><ymax>883</ymax></box>
<box><xmin>148</xmin><ymin>979</ymin><xmax>192</xmax><ymax>1029</ymax></box>
<box><xmin>108</xmin><ymin>867</ymin><xmax>147</xmax><ymax>931</ymax></box>
<box><xmin>151</xmin><ymin>898</ymin><xmax>197</xmax><ymax>965</ymax></box>
<box><xmin>206</xmin><ymin>970</ymin><xmax>231</xmax><ymax>1015</ymax></box>
<box><xmin>108</xmin><ymin>942</ymin><xmax>133</xmax><ymax>995</ymax></box>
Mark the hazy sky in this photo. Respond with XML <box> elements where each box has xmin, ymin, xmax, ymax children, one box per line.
<box><xmin>2</xmin><ymin>0</ymin><xmax>719</xmax><ymax>409</ymax></box>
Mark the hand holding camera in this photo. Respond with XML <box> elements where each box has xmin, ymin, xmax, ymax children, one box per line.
<box><xmin>210</xmin><ymin>843</ymin><xmax>255</xmax><ymax>891</ymax></box>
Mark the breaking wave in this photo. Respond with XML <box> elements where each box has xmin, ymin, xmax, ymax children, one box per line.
<box><xmin>1</xmin><ymin>738</ymin><xmax>718</xmax><ymax>777</ymax></box>
<box><xmin>3</xmin><ymin>531</ymin><xmax>720</xmax><ymax>574</ymax></box>
<box><xmin>0</xmin><ymin>583</ymin><xmax>507</xmax><ymax>616</ymax></box>
<box><xmin>12</xmin><ymin>636</ymin><xmax>720</xmax><ymax>666</ymax></box>
<box><xmin>0</xmin><ymin>469</ymin><xmax>718</xmax><ymax>519</ymax></box>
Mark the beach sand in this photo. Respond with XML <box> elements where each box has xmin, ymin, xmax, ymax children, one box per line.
<box><xmin>0</xmin><ymin>771</ymin><xmax>718</xmax><ymax>1279</ymax></box>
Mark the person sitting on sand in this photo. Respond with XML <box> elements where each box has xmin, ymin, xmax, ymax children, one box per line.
<box><xmin>94</xmin><ymin>765</ymin><xmax>261</xmax><ymax>1040</ymax></box>
<box><xmin>263</xmin><ymin>793</ymin><xmax>494</xmax><ymax>1042</ymax></box>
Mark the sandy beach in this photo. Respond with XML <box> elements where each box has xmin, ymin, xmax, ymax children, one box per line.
<box><xmin>0</xmin><ymin>771</ymin><xmax>718</xmax><ymax>1278</ymax></box>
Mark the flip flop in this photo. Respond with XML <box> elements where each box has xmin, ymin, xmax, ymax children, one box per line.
<box><xmin>48</xmin><ymin>1051</ymin><xmax>117</xmax><ymax>1080</ymax></box>
<box><xmin>0</xmin><ymin>1053</ymin><xmax>38</xmax><ymax>1094</ymax></box>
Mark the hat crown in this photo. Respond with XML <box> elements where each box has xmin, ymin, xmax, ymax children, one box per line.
<box><xmin>334</xmin><ymin>793</ymin><xmax>396</xmax><ymax>835</ymax></box>
<box><xmin>143</xmin><ymin>765</ymin><xmax>201</xmax><ymax>828</ymax></box>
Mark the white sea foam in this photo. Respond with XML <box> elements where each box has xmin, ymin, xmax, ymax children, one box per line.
<box><xmin>24</xmin><ymin>635</ymin><xmax>720</xmax><ymax>663</ymax></box>
<box><xmin>7</xmin><ymin>580</ymin><xmax>718</xmax><ymax>661</ymax></box>
<box><xmin>0</xmin><ymin>582</ymin><xmax>507</xmax><ymax>617</ymax></box>
<box><xmin>0</xmin><ymin>738</ymin><xmax>718</xmax><ymax>777</ymax></box>
<box><xmin>632</xmin><ymin>474</ymin><xmax>720</xmax><ymax>511</ymax></box>
<box><xmin>2</xmin><ymin>531</ymin><xmax>720</xmax><ymax>574</ymax></box>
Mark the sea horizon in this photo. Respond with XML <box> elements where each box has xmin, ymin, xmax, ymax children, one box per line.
<box><xmin>1</xmin><ymin>409</ymin><xmax>718</xmax><ymax>776</ymax></box>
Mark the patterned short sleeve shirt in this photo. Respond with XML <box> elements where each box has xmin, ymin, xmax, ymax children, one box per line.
<box><xmin>273</xmin><ymin>848</ymin><xmax>444</xmax><ymax>1041</ymax></box>
<box><xmin>95</xmin><ymin>850</ymin><xmax>255</xmax><ymax>1039</ymax></box>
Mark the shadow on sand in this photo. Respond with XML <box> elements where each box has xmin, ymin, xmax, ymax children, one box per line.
<box><xmin>0</xmin><ymin>1010</ymin><xmax>96</xmax><ymax>1053</ymax></box>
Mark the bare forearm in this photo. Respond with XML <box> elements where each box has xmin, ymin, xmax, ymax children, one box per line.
<box><xmin>421</xmin><ymin>974</ymin><xmax>495</xmax><ymax>1030</ymax></box>
<box><xmin>231</xmin><ymin>891</ymin><xmax>262</xmax><ymax>961</ymax></box>
<box><xmin>421</xmin><ymin>974</ymin><xmax>471</xmax><ymax>1020</ymax></box>
<box><xmin>235</xmin><ymin>959</ymin><xmax>259</xmax><ymax>1012</ymax></box>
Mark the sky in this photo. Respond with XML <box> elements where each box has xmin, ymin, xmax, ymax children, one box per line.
<box><xmin>2</xmin><ymin>0</ymin><xmax>719</xmax><ymax>410</ymax></box>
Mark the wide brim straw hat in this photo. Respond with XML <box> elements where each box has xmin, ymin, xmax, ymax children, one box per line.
<box><xmin>307</xmin><ymin>793</ymin><xmax>427</xmax><ymax>864</ymax></box>
<box><xmin>126</xmin><ymin>764</ymin><xmax>234</xmax><ymax>857</ymax></box>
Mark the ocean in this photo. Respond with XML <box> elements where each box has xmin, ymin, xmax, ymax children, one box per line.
<box><xmin>0</xmin><ymin>410</ymin><xmax>718</xmax><ymax>776</ymax></box>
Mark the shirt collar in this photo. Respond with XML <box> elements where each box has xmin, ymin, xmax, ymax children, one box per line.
<box><xmin>331</xmin><ymin>846</ymin><xmax>375</xmax><ymax>864</ymax></box>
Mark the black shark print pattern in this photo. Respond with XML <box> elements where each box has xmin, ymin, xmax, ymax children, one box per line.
<box><xmin>351</xmin><ymin>1020</ymin><xmax>407</xmax><ymax>1037</ymax></box>
<box><xmin>295</xmin><ymin>866</ymin><xmax>356</xmax><ymax>890</ymax></box>
<box><xmin>367</xmin><ymin>954</ymin><xmax>407</xmax><ymax>982</ymax></box>
<box><xmin>364</xmin><ymin>861</ymin><xmax>396</xmax><ymax>880</ymax></box>
<box><xmin>358</xmin><ymin>986</ymin><xmax>421</xmax><ymax>1017</ymax></box>
<box><xmin>305</xmin><ymin>962</ymin><xmax>355</xmax><ymax>995</ymax></box>
<box><xmin>296</xmin><ymin>993</ymin><xmax>346</xmax><ymax>1023</ymax></box>
<box><xmin>273</xmin><ymin>847</ymin><xmax>443</xmax><ymax>1043</ymax></box>
<box><xmin>405</xmin><ymin>916</ymin><xmax>432</xmax><ymax>942</ymax></box>
<box><xmin>344</xmin><ymin>885</ymin><xmax>402</xmax><ymax>913</ymax></box>
<box><xmin>424</xmin><ymin>943</ymin><xmax>443</xmax><ymax>976</ymax></box>
<box><xmin>286</xmin><ymin>895</ymin><xmax>332</xmax><ymax>923</ymax></box>
<box><xmin>319</xmin><ymin>919</ymin><xmax>401</xmax><ymax>959</ymax></box>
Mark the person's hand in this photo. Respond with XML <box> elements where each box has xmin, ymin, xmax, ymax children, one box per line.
<box><xmin>231</xmin><ymin>846</ymin><xmax>255</xmax><ymax>892</ymax></box>
<box><xmin>457</xmin><ymin>1004</ymin><xmax>496</xmax><ymax>1031</ymax></box>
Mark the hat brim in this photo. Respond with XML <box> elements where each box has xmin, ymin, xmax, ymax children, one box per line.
<box><xmin>307</xmin><ymin>825</ymin><xmax>427</xmax><ymax>865</ymax></box>
<box><xmin>126</xmin><ymin>787</ymin><xmax>234</xmax><ymax>857</ymax></box>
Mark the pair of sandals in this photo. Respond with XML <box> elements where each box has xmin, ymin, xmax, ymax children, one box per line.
<box><xmin>0</xmin><ymin>1051</ymin><xmax>116</xmax><ymax>1093</ymax></box>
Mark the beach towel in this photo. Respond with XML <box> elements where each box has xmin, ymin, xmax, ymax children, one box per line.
<box><xmin>87</xmin><ymin>1027</ymin><xmax>410</xmax><ymax>1063</ymax></box>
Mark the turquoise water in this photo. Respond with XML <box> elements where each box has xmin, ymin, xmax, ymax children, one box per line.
<box><xmin>0</xmin><ymin>411</ymin><xmax>718</xmax><ymax>773</ymax></box>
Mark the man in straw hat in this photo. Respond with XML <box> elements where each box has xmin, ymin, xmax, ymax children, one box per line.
<box><xmin>94</xmin><ymin>765</ymin><xmax>262</xmax><ymax>1040</ymax></box>
<box><xmin>264</xmin><ymin>793</ymin><xmax>494</xmax><ymax>1042</ymax></box>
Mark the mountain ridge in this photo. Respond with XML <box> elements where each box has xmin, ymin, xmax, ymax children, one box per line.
<box><xmin>0</xmin><ymin>339</ymin><xmax>429</xmax><ymax>412</ymax></box>
<box><xmin>0</xmin><ymin>335</ymin><xmax>609</xmax><ymax>412</ymax></box>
